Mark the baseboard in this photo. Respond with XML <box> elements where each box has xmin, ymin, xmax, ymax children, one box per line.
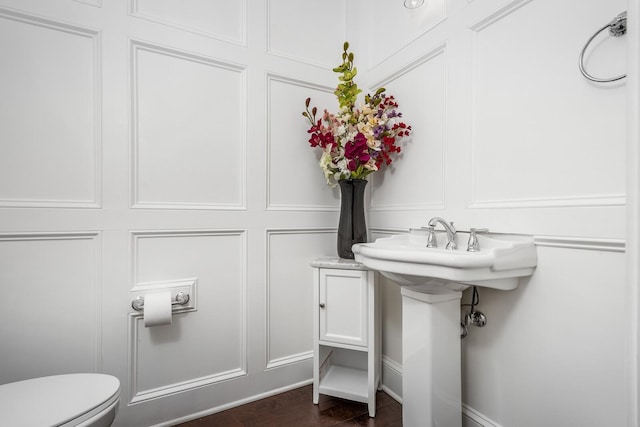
<box><xmin>156</xmin><ymin>379</ymin><xmax>313</xmax><ymax>427</ymax></box>
<box><xmin>381</xmin><ymin>357</ymin><xmax>502</xmax><ymax>427</ymax></box>
<box><xmin>381</xmin><ymin>355</ymin><xmax>403</xmax><ymax>403</ymax></box>
<box><xmin>160</xmin><ymin>361</ymin><xmax>502</xmax><ymax>427</ymax></box>
<box><xmin>462</xmin><ymin>403</ymin><xmax>504</xmax><ymax>427</ymax></box>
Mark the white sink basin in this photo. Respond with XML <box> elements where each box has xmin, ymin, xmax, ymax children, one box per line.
<box><xmin>352</xmin><ymin>229</ymin><xmax>537</xmax><ymax>292</ymax></box>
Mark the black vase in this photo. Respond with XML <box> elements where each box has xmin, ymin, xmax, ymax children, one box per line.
<box><xmin>337</xmin><ymin>179</ymin><xmax>368</xmax><ymax>259</ymax></box>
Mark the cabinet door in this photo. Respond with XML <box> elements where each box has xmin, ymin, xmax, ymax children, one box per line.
<box><xmin>319</xmin><ymin>269</ymin><xmax>368</xmax><ymax>347</ymax></box>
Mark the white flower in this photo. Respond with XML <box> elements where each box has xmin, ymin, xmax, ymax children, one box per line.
<box><xmin>364</xmin><ymin>159</ymin><xmax>379</xmax><ymax>171</ymax></box>
<box><xmin>366</xmin><ymin>138</ymin><xmax>381</xmax><ymax>150</ymax></box>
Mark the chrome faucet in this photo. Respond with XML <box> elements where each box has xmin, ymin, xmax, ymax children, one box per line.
<box><xmin>427</xmin><ymin>217</ymin><xmax>457</xmax><ymax>250</ymax></box>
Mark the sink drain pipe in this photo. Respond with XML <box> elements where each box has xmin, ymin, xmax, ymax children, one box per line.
<box><xmin>460</xmin><ymin>286</ymin><xmax>487</xmax><ymax>338</ymax></box>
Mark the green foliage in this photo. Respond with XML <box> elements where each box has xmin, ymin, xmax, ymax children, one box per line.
<box><xmin>333</xmin><ymin>42</ymin><xmax>362</xmax><ymax>111</ymax></box>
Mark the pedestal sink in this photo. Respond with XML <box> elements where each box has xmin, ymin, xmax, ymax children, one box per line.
<box><xmin>352</xmin><ymin>228</ymin><xmax>537</xmax><ymax>427</ymax></box>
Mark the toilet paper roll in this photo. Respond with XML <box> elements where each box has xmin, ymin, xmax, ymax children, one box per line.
<box><xmin>144</xmin><ymin>291</ymin><xmax>172</xmax><ymax>327</ymax></box>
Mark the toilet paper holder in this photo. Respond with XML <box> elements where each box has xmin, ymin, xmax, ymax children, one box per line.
<box><xmin>131</xmin><ymin>292</ymin><xmax>190</xmax><ymax>311</ymax></box>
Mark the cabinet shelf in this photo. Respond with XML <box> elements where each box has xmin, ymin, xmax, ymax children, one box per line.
<box><xmin>311</xmin><ymin>258</ymin><xmax>380</xmax><ymax>417</ymax></box>
<box><xmin>318</xmin><ymin>364</ymin><xmax>368</xmax><ymax>403</ymax></box>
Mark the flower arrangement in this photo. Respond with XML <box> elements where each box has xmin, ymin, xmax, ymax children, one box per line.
<box><xmin>302</xmin><ymin>42</ymin><xmax>412</xmax><ymax>187</ymax></box>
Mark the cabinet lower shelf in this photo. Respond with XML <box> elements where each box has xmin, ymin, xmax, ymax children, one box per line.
<box><xmin>311</xmin><ymin>261</ymin><xmax>379</xmax><ymax>417</ymax></box>
<box><xmin>319</xmin><ymin>364</ymin><xmax>368</xmax><ymax>403</ymax></box>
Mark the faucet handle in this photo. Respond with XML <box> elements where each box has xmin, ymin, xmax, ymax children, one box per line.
<box><xmin>467</xmin><ymin>228</ymin><xmax>489</xmax><ymax>252</ymax></box>
<box><xmin>426</xmin><ymin>226</ymin><xmax>437</xmax><ymax>248</ymax></box>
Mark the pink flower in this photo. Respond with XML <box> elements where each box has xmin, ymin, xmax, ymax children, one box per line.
<box><xmin>344</xmin><ymin>132</ymin><xmax>371</xmax><ymax>171</ymax></box>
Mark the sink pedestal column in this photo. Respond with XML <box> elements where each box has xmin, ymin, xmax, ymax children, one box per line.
<box><xmin>401</xmin><ymin>287</ymin><xmax>462</xmax><ymax>427</ymax></box>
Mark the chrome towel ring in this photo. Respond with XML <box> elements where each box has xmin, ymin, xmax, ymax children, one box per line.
<box><xmin>579</xmin><ymin>11</ymin><xmax>627</xmax><ymax>83</ymax></box>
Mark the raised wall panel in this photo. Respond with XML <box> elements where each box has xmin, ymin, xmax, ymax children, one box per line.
<box><xmin>0</xmin><ymin>233</ymin><xmax>100</xmax><ymax>384</ymax></box>
<box><xmin>266</xmin><ymin>229</ymin><xmax>336</xmax><ymax>368</ymax></box>
<box><xmin>364</xmin><ymin>0</ymin><xmax>447</xmax><ymax>67</ymax></box>
<box><xmin>130</xmin><ymin>0</ymin><xmax>246</xmax><ymax>45</ymax></box>
<box><xmin>370</xmin><ymin>47</ymin><xmax>446</xmax><ymax>210</ymax></box>
<box><xmin>73</xmin><ymin>0</ymin><xmax>102</xmax><ymax>7</ymax></box>
<box><xmin>131</xmin><ymin>41</ymin><xmax>246</xmax><ymax>209</ymax></box>
<box><xmin>462</xmin><ymin>245</ymin><xmax>626</xmax><ymax>426</ymax></box>
<box><xmin>369</xmin><ymin>229</ymin><xmax>404</xmax><ymax>369</ymax></box>
<box><xmin>129</xmin><ymin>230</ymin><xmax>247</xmax><ymax>403</ymax></box>
<box><xmin>0</xmin><ymin>10</ymin><xmax>100</xmax><ymax>207</ymax></box>
<box><xmin>267</xmin><ymin>0</ymin><xmax>347</xmax><ymax>68</ymax></box>
<box><xmin>470</xmin><ymin>0</ymin><xmax>626</xmax><ymax>208</ymax></box>
<box><xmin>267</xmin><ymin>75</ymin><xmax>340</xmax><ymax>210</ymax></box>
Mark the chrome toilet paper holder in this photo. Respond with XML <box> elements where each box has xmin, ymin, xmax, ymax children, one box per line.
<box><xmin>131</xmin><ymin>292</ymin><xmax>190</xmax><ymax>311</ymax></box>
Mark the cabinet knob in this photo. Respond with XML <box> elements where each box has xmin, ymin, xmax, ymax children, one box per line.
<box><xmin>319</xmin><ymin>303</ymin><xmax>326</xmax><ymax>308</ymax></box>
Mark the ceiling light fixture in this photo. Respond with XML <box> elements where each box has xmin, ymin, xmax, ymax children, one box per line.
<box><xmin>404</xmin><ymin>0</ymin><xmax>425</xmax><ymax>9</ymax></box>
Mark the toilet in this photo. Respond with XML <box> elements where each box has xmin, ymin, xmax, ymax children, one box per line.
<box><xmin>0</xmin><ymin>373</ymin><xmax>120</xmax><ymax>427</ymax></box>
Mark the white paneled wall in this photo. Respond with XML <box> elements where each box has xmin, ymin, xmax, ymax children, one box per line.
<box><xmin>369</xmin><ymin>46</ymin><xmax>447</xmax><ymax>211</ymax></box>
<box><xmin>470</xmin><ymin>0</ymin><xmax>626</xmax><ymax>207</ymax></box>
<box><xmin>0</xmin><ymin>10</ymin><xmax>100</xmax><ymax>207</ymax></box>
<box><xmin>357</xmin><ymin>0</ymin><xmax>630</xmax><ymax>426</ymax></box>
<box><xmin>0</xmin><ymin>1</ymin><xmax>348</xmax><ymax>425</ymax></box>
<box><xmin>0</xmin><ymin>233</ymin><xmax>101</xmax><ymax>383</ymax></box>
<box><xmin>131</xmin><ymin>41</ymin><xmax>246</xmax><ymax>209</ymax></box>
<box><xmin>0</xmin><ymin>0</ymin><xmax>634</xmax><ymax>426</ymax></box>
<box><xmin>267</xmin><ymin>75</ymin><xmax>339</xmax><ymax>210</ymax></box>
<box><xmin>129</xmin><ymin>230</ymin><xmax>247</xmax><ymax>404</ymax></box>
<box><xmin>266</xmin><ymin>229</ymin><xmax>336</xmax><ymax>368</ymax></box>
<box><xmin>131</xmin><ymin>0</ymin><xmax>246</xmax><ymax>44</ymax></box>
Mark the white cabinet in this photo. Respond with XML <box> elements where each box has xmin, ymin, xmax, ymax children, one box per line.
<box><xmin>310</xmin><ymin>257</ymin><xmax>380</xmax><ymax>417</ymax></box>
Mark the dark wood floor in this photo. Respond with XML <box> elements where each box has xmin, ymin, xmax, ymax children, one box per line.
<box><xmin>175</xmin><ymin>385</ymin><xmax>402</xmax><ymax>426</ymax></box>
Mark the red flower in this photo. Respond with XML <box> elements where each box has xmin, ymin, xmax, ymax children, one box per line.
<box><xmin>344</xmin><ymin>133</ymin><xmax>371</xmax><ymax>171</ymax></box>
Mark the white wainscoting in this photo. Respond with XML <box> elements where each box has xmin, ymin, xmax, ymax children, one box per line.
<box><xmin>266</xmin><ymin>74</ymin><xmax>340</xmax><ymax>211</ymax></box>
<box><xmin>360</xmin><ymin>0</ymin><xmax>447</xmax><ymax>68</ymax></box>
<box><xmin>130</xmin><ymin>40</ymin><xmax>246</xmax><ymax>210</ymax></box>
<box><xmin>469</xmin><ymin>0</ymin><xmax>625</xmax><ymax>207</ymax></box>
<box><xmin>266</xmin><ymin>0</ymin><xmax>347</xmax><ymax>69</ymax></box>
<box><xmin>0</xmin><ymin>8</ymin><xmax>101</xmax><ymax>208</ymax></box>
<box><xmin>265</xmin><ymin>229</ymin><xmax>336</xmax><ymax>369</ymax></box>
<box><xmin>369</xmin><ymin>44</ymin><xmax>447</xmax><ymax>211</ymax></box>
<box><xmin>129</xmin><ymin>0</ymin><xmax>247</xmax><ymax>45</ymax></box>
<box><xmin>128</xmin><ymin>230</ymin><xmax>247</xmax><ymax>404</ymax></box>
<box><xmin>0</xmin><ymin>232</ymin><xmax>101</xmax><ymax>383</ymax></box>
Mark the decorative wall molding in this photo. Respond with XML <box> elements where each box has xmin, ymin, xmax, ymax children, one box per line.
<box><xmin>462</xmin><ymin>404</ymin><xmax>504</xmax><ymax>427</ymax></box>
<box><xmin>127</xmin><ymin>314</ymin><xmax>247</xmax><ymax>404</ymax></box>
<box><xmin>129</xmin><ymin>0</ymin><xmax>247</xmax><ymax>46</ymax></box>
<box><xmin>469</xmin><ymin>194</ymin><xmax>626</xmax><ymax>209</ymax></box>
<box><xmin>468</xmin><ymin>0</ymin><xmax>624</xmax><ymax>209</ymax></box>
<box><xmin>0</xmin><ymin>7</ymin><xmax>102</xmax><ymax>208</ymax></box>
<box><xmin>370</xmin><ymin>42</ymin><xmax>447</xmax><ymax>108</ymax></box>
<box><xmin>0</xmin><ymin>231</ymin><xmax>102</xmax><ymax>373</ymax></box>
<box><xmin>265</xmin><ymin>74</ymin><xmax>338</xmax><ymax>211</ymax></box>
<box><xmin>130</xmin><ymin>228</ymin><xmax>248</xmax><ymax>284</ymax></box>
<box><xmin>534</xmin><ymin>235</ymin><xmax>625</xmax><ymax>252</ymax></box>
<box><xmin>265</xmin><ymin>228</ymin><xmax>336</xmax><ymax>368</ymax></box>
<box><xmin>468</xmin><ymin>0</ymin><xmax>533</xmax><ymax>212</ymax></box>
<box><xmin>368</xmin><ymin>0</ymin><xmax>448</xmax><ymax>69</ymax></box>
<box><xmin>381</xmin><ymin>355</ymin><xmax>403</xmax><ymax>403</ymax></box>
<box><xmin>369</xmin><ymin>44</ymin><xmax>447</xmax><ymax>212</ymax></box>
<box><xmin>369</xmin><ymin>227</ymin><xmax>409</xmax><ymax>237</ymax></box>
<box><xmin>128</xmin><ymin>313</ymin><xmax>247</xmax><ymax>405</ymax></box>
<box><xmin>369</xmin><ymin>201</ymin><xmax>447</xmax><ymax>212</ymax></box>
<box><xmin>0</xmin><ymin>231</ymin><xmax>100</xmax><ymax>241</ymax></box>
<box><xmin>469</xmin><ymin>0</ymin><xmax>534</xmax><ymax>32</ymax></box>
<box><xmin>265</xmin><ymin>0</ymin><xmax>347</xmax><ymax>69</ymax></box>
<box><xmin>128</xmin><ymin>229</ymin><xmax>248</xmax><ymax>403</ymax></box>
<box><xmin>370</xmin><ymin>228</ymin><xmax>626</xmax><ymax>252</ymax></box>
<box><xmin>73</xmin><ymin>0</ymin><xmax>102</xmax><ymax>7</ymax></box>
<box><xmin>265</xmin><ymin>351</ymin><xmax>314</xmax><ymax>370</ymax></box>
<box><xmin>380</xmin><ymin>355</ymin><xmax>504</xmax><ymax>427</ymax></box>
<box><xmin>129</xmin><ymin>40</ymin><xmax>247</xmax><ymax>210</ymax></box>
<box><xmin>161</xmin><ymin>379</ymin><xmax>313</xmax><ymax>427</ymax></box>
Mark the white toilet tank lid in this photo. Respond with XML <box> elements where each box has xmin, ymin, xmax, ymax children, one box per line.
<box><xmin>0</xmin><ymin>373</ymin><xmax>120</xmax><ymax>427</ymax></box>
